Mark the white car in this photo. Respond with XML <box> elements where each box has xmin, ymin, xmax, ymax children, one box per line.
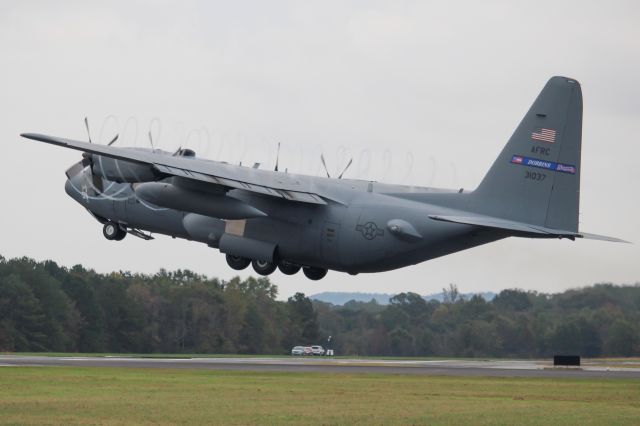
<box><xmin>291</xmin><ymin>346</ymin><xmax>305</xmax><ymax>356</ymax></box>
<box><xmin>311</xmin><ymin>345</ymin><xmax>325</xmax><ymax>356</ymax></box>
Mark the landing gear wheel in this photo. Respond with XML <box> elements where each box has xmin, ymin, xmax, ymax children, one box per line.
<box><xmin>252</xmin><ymin>259</ymin><xmax>277</xmax><ymax>276</ymax></box>
<box><xmin>103</xmin><ymin>222</ymin><xmax>126</xmax><ymax>241</ymax></box>
<box><xmin>278</xmin><ymin>261</ymin><xmax>301</xmax><ymax>275</ymax></box>
<box><xmin>226</xmin><ymin>254</ymin><xmax>251</xmax><ymax>271</ymax></box>
<box><xmin>302</xmin><ymin>266</ymin><xmax>328</xmax><ymax>281</ymax></box>
<box><xmin>114</xmin><ymin>228</ymin><xmax>127</xmax><ymax>241</ymax></box>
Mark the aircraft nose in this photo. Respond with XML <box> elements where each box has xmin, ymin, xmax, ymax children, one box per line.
<box><xmin>64</xmin><ymin>162</ymin><xmax>89</xmax><ymax>202</ymax></box>
<box><xmin>65</xmin><ymin>171</ymin><xmax>82</xmax><ymax>200</ymax></box>
<box><xmin>65</xmin><ymin>160</ymin><xmax>85</xmax><ymax>179</ymax></box>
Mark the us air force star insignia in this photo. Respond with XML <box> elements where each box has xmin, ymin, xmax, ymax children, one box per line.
<box><xmin>356</xmin><ymin>222</ymin><xmax>384</xmax><ymax>240</ymax></box>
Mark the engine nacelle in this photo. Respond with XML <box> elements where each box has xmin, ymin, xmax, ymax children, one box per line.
<box><xmin>92</xmin><ymin>156</ymin><xmax>156</xmax><ymax>183</ymax></box>
<box><xmin>134</xmin><ymin>182</ymin><xmax>267</xmax><ymax>219</ymax></box>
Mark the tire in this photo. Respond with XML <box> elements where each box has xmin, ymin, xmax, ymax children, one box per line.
<box><xmin>252</xmin><ymin>259</ymin><xmax>277</xmax><ymax>276</ymax></box>
<box><xmin>103</xmin><ymin>222</ymin><xmax>120</xmax><ymax>240</ymax></box>
<box><xmin>114</xmin><ymin>227</ymin><xmax>127</xmax><ymax>241</ymax></box>
<box><xmin>303</xmin><ymin>266</ymin><xmax>328</xmax><ymax>281</ymax></box>
<box><xmin>278</xmin><ymin>261</ymin><xmax>301</xmax><ymax>275</ymax></box>
<box><xmin>226</xmin><ymin>254</ymin><xmax>251</xmax><ymax>271</ymax></box>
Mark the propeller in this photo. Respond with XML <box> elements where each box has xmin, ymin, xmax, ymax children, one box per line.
<box><xmin>148</xmin><ymin>131</ymin><xmax>155</xmax><ymax>150</ymax></box>
<box><xmin>320</xmin><ymin>154</ymin><xmax>331</xmax><ymax>178</ymax></box>
<box><xmin>78</xmin><ymin>117</ymin><xmax>119</xmax><ymax>194</ymax></box>
<box><xmin>80</xmin><ymin>117</ymin><xmax>93</xmax><ymax>167</ymax></box>
<box><xmin>338</xmin><ymin>158</ymin><xmax>353</xmax><ymax>179</ymax></box>
<box><xmin>320</xmin><ymin>154</ymin><xmax>353</xmax><ymax>179</ymax></box>
<box><xmin>84</xmin><ymin>117</ymin><xmax>92</xmax><ymax>143</ymax></box>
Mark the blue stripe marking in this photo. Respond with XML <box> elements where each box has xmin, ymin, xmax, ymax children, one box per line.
<box><xmin>510</xmin><ymin>155</ymin><xmax>576</xmax><ymax>174</ymax></box>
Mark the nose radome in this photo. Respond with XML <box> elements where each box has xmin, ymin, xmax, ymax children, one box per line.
<box><xmin>65</xmin><ymin>160</ymin><xmax>85</xmax><ymax>179</ymax></box>
<box><xmin>64</xmin><ymin>167</ymin><xmax>88</xmax><ymax>203</ymax></box>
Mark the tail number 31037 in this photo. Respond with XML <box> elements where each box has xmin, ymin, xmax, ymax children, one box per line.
<box><xmin>525</xmin><ymin>171</ymin><xmax>546</xmax><ymax>181</ymax></box>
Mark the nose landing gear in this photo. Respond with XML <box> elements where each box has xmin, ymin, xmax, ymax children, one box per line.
<box><xmin>103</xmin><ymin>221</ymin><xmax>127</xmax><ymax>241</ymax></box>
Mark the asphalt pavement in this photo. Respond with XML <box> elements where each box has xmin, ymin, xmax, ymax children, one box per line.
<box><xmin>1</xmin><ymin>355</ymin><xmax>639</xmax><ymax>378</ymax></box>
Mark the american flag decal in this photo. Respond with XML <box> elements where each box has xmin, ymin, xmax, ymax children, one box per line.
<box><xmin>531</xmin><ymin>127</ymin><xmax>556</xmax><ymax>143</ymax></box>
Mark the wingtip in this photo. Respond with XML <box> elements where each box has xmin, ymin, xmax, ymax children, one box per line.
<box><xmin>20</xmin><ymin>132</ymin><xmax>46</xmax><ymax>141</ymax></box>
<box><xmin>19</xmin><ymin>133</ymin><xmax>70</xmax><ymax>147</ymax></box>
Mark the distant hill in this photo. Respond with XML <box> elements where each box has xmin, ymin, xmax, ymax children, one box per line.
<box><xmin>310</xmin><ymin>291</ymin><xmax>496</xmax><ymax>306</ymax></box>
<box><xmin>310</xmin><ymin>292</ymin><xmax>393</xmax><ymax>305</ymax></box>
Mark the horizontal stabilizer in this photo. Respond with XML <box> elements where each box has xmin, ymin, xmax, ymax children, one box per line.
<box><xmin>428</xmin><ymin>215</ymin><xmax>629</xmax><ymax>243</ymax></box>
<box><xmin>576</xmin><ymin>232</ymin><xmax>630</xmax><ymax>243</ymax></box>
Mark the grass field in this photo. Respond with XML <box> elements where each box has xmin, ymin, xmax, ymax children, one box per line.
<box><xmin>0</xmin><ymin>367</ymin><xmax>638</xmax><ymax>425</ymax></box>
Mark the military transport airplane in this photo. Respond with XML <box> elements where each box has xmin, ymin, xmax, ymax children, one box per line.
<box><xmin>21</xmin><ymin>76</ymin><xmax>625</xmax><ymax>280</ymax></box>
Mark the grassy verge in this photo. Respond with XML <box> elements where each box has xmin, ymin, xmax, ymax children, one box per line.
<box><xmin>0</xmin><ymin>367</ymin><xmax>638</xmax><ymax>425</ymax></box>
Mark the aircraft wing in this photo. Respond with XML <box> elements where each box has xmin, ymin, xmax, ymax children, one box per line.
<box><xmin>21</xmin><ymin>133</ymin><xmax>328</xmax><ymax>205</ymax></box>
<box><xmin>428</xmin><ymin>215</ymin><xmax>629</xmax><ymax>243</ymax></box>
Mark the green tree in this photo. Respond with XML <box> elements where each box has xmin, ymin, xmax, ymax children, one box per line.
<box><xmin>493</xmin><ymin>289</ymin><xmax>532</xmax><ymax>311</ymax></box>
<box><xmin>606</xmin><ymin>320</ymin><xmax>637</xmax><ymax>356</ymax></box>
<box><xmin>0</xmin><ymin>274</ymin><xmax>48</xmax><ymax>351</ymax></box>
<box><xmin>286</xmin><ymin>293</ymin><xmax>319</xmax><ymax>344</ymax></box>
<box><xmin>442</xmin><ymin>284</ymin><xmax>460</xmax><ymax>304</ymax></box>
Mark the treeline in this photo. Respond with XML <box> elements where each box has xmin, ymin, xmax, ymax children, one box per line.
<box><xmin>0</xmin><ymin>255</ymin><xmax>638</xmax><ymax>357</ymax></box>
<box><xmin>314</xmin><ymin>284</ymin><xmax>640</xmax><ymax>357</ymax></box>
<box><xmin>0</xmin><ymin>256</ymin><xmax>318</xmax><ymax>354</ymax></box>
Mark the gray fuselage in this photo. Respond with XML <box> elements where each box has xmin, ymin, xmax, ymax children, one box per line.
<box><xmin>65</xmin><ymin>165</ymin><xmax>502</xmax><ymax>274</ymax></box>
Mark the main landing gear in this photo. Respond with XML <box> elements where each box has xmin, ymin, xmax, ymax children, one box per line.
<box><xmin>252</xmin><ymin>259</ymin><xmax>278</xmax><ymax>276</ymax></box>
<box><xmin>224</xmin><ymin>254</ymin><xmax>327</xmax><ymax>280</ymax></box>
<box><xmin>226</xmin><ymin>254</ymin><xmax>251</xmax><ymax>271</ymax></box>
<box><xmin>302</xmin><ymin>266</ymin><xmax>328</xmax><ymax>281</ymax></box>
<box><xmin>277</xmin><ymin>261</ymin><xmax>301</xmax><ymax>275</ymax></box>
<box><xmin>103</xmin><ymin>221</ymin><xmax>127</xmax><ymax>241</ymax></box>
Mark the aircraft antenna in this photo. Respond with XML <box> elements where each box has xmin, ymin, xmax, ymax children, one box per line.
<box><xmin>275</xmin><ymin>142</ymin><xmax>281</xmax><ymax>172</ymax></box>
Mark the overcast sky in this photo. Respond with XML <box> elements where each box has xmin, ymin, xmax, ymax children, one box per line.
<box><xmin>1</xmin><ymin>0</ymin><xmax>638</xmax><ymax>298</ymax></box>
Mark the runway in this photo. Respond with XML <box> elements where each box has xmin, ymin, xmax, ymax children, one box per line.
<box><xmin>1</xmin><ymin>355</ymin><xmax>639</xmax><ymax>378</ymax></box>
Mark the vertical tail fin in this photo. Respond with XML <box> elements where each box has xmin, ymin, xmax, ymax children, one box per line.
<box><xmin>473</xmin><ymin>76</ymin><xmax>582</xmax><ymax>232</ymax></box>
